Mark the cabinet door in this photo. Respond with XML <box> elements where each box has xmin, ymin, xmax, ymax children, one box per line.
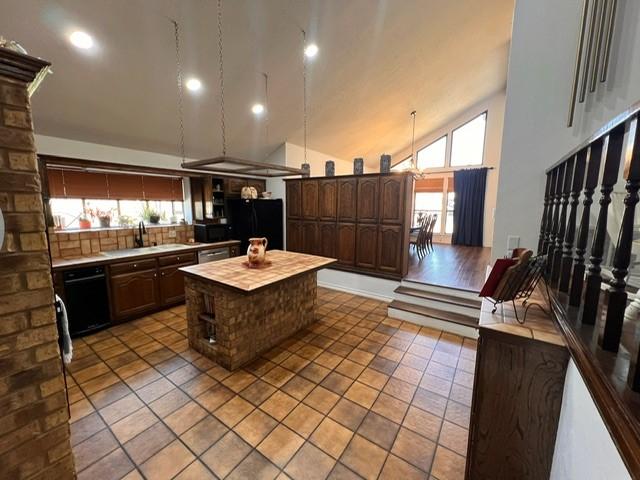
<box><xmin>286</xmin><ymin>181</ymin><xmax>302</xmax><ymax>218</ymax></box>
<box><xmin>190</xmin><ymin>177</ymin><xmax>205</xmax><ymax>221</ymax></box>
<box><xmin>318</xmin><ymin>179</ymin><xmax>337</xmax><ymax>221</ymax></box>
<box><xmin>337</xmin><ymin>223</ymin><xmax>356</xmax><ymax>266</ymax></box>
<box><xmin>356</xmin><ymin>224</ymin><xmax>378</xmax><ymax>269</ymax></box>
<box><xmin>110</xmin><ymin>270</ymin><xmax>158</xmax><ymax>320</ymax></box>
<box><xmin>247</xmin><ymin>179</ymin><xmax>266</xmax><ymax>195</ymax></box>
<box><xmin>379</xmin><ymin>175</ymin><xmax>406</xmax><ymax>224</ymax></box>
<box><xmin>337</xmin><ymin>179</ymin><xmax>357</xmax><ymax>222</ymax></box>
<box><xmin>377</xmin><ymin>225</ymin><xmax>403</xmax><ymax>274</ymax></box>
<box><xmin>226</xmin><ymin>177</ymin><xmax>248</xmax><ymax>195</ymax></box>
<box><xmin>301</xmin><ymin>180</ymin><xmax>319</xmax><ymax>219</ymax></box>
<box><xmin>159</xmin><ymin>263</ymin><xmax>194</xmax><ymax>306</ymax></box>
<box><xmin>301</xmin><ymin>221</ymin><xmax>319</xmax><ymax>255</ymax></box>
<box><xmin>287</xmin><ymin>220</ymin><xmax>302</xmax><ymax>252</ymax></box>
<box><xmin>318</xmin><ymin>222</ymin><xmax>337</xmax><ymax>258</ymax></box>
<box><xmin>203</xmin><ymin>175</ymin><xmax>214</xmax><ymax>219</ymax></box>
<box><xmin>357</xmin><ymin>177</ymin><xmax>379</xmax><ymax>223</ymax></box>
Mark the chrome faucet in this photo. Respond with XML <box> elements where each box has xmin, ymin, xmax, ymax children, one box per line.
<box><xmin>134</xmin><ymin>221</ymin><xmax>146</xmax><ymax>248</ymax></box>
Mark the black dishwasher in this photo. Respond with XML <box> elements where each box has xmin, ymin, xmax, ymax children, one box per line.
<box><xmin>63</xmin><ymin>266</ymin><xmax>111</xmax><ymax>337</ymax></box>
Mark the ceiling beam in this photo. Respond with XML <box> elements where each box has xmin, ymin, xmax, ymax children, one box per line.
<box><xmin>182</xmin><ymin>155</ymin><xmax>304</xmax><ymax>175</ymax></box>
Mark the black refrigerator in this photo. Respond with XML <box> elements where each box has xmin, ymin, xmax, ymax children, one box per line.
<box><xmin>227</xmin><ymin>199</ymin><xmax>283</xmax><ymax>253</ymax></box>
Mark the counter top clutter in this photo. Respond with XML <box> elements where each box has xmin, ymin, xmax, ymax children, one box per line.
<box><xmin>51</xmin><ymin>241</ymin><xmax>240</xmax><ymax>271</ymax></box>
<box><xmin>181</xmin><ymin>250</ymin><xmax>336</xmax><ymax>370</ymax></box>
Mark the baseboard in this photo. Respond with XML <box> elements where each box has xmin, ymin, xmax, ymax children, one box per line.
<box><xmin>317</xmin><ymin>268</ymin><xmax>398</xmax><ymax>302</ymax></box>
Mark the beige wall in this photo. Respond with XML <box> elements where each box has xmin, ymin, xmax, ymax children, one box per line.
<box><xmin>385</xmin><ymin>90</ymin><xmax>506</xmax><ymax>248</ymax></box>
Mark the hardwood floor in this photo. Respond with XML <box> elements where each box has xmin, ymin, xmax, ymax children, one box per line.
<box><xmin>405</xmin><ymin>243</ymin><xmax>492</xmax><ymax>292</ymax></box>
<box><xmin>66</xmin><ymin>288</ymin><xmax>476</xmax><ymax>480</ymax></box>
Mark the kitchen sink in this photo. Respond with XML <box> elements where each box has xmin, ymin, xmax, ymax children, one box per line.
<box><xmin>100</xmin><ymin>244</ymin><xmax>193</xmax><ymax>257</ymax></box>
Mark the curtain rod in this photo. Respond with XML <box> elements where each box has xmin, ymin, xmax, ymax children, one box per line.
<box><xmin>414</xmin><ymin>166</ymin><xmax>495</xmax><ymax>175</ymax></box>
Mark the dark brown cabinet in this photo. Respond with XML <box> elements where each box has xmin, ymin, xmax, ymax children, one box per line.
<box><xmin>379</xmin><ymin>175</ymin><xmax>406</xmax><ymax>224</ymax></box>
<box><xmin>319</xmin><ymin>222</ymin><xmax>337</xmax><ymax>258</ymax></box>
<box><xmin>356</xmin><ymin>224</ymin><xmax>378</xmax><ymax>269</ymax></box>
<box><xmin>301</xmin><ymin>221</ymin><xmax>319</xmax><ymax>255</ymax></box>
<box><xmin>286</xmin><ymin>173</ymin><xmax>412</xmax><ymax>279</ymax></box>
<box><xmin>287</xmin><ymin>221</ymin><xmax>303</xmax><ymax>252</ymax></box>
<box><xmin>357</xmin><ymin>177</ymin><xmax>379</xmax><ymax>223</ymax></box>
<box><xmin>377</xmin><ymin>225</ymin><xmax>403</xmax><ymax>274</ymax></box>
<box><xmin>247</xmin><ymin>179</ymin><xmax>265</xmax><ymax>194</ymax></box>
<box><xmin>226</xmin><ymin>177</ymin><xmax>249</xmax><ymax>195</ymax></box>
<box><xmin>338</xmin><ymin>178</ymin><xmax>357</xmax><ymax>222</ymax></box>
<box><xmin>337</xmin><ymin>223</ymin><xmax>356</xmax><ymax>266</ymax></box>
<box><xmin>287</xmin><ymin>181</ymin><xmax>302</xmax><ymax>218</ymax></box>
<box><xmin>318</xmin><ymin>180</ymin><xmax>337</xmax><ymax>221</ymax></box>
<box><xmin>110</xmin><ymin>269</ymin><xmax>158</xmax><ymax>321</ymax></box>
<box><xmin>302</xmin><ymin>180</ymin><xmax>319</xmax><ymax>219</ymax></box>
<box><xmin>158</xmin><ymin>265</ymin><xmax>188</xmax><ymax>306</ymax></box>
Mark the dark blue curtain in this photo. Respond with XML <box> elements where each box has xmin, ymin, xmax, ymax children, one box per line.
<box><xmin>452</xmin><ymin>168</ymin><xmax>487</xmax><ymax>246</ymax></box>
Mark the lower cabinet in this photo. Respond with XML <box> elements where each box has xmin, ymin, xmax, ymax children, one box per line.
<box><xmin>158</xmin><ymin>263</ymin><xmax>192</xmax><ymax>306</ymax></box>
<box><xmin>356</xmin><ymin>224</ymin><xmax>378</xmax><ymax>269</ymax></box>
<box><xmin>301</xmin><ymin>221</ymin><xmax>319</xmax><ymax>255</ymax></box>
<box><xmin>287</xmin><ymin>221</ymin><xmax>302</xmax><ymax>252</ymax></box>
<box><xmin>318</xmin><ymin>222</ymin><xmax>337</xmax><ymax>258</ymax></box>
<box><xmin>377</xmin><ymin>225</ymin><xmax>403</xmax><ymax>274</ymax></box>
<box><xmin>336</xmin><ymin>223</ymin><xmax>356</xmax><ymax>266</ymax></box>
<box><xmin>110</xmin><ymin>269</ymin><xmax>159</xmax><ymax>321</ymax></box>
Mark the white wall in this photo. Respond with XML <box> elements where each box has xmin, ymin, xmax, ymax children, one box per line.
<box><xmin>550</xmin><ymin>360</ymin><xmax>630</xmax><ymax>480</ymax></box>
<box><xmin>389</xmin><ymin>91</ymin><xmax>506</xmax><ymax>247</ymax></box>
<box><xmin>493</xmin><ymin>0</ymin><xmax>640</xmax><ymax>258</ymax></box>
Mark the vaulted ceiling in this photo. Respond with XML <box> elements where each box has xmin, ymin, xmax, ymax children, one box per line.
<box><xmin>3</xmin><ymin>0</ymin><xmax>514</xmax><ymax>167</ymax></box>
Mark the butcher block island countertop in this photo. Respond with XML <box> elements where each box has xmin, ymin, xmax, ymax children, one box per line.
<box><xmin>181</xmin><ymin>250</ymin><xmax>336</xmax><ymax>370</ymax></box>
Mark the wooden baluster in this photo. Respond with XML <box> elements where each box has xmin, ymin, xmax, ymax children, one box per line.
<box><xmin>546</xmin><ymin>164</ymin><xmax>566</xmax><ymax>272</ymax></box>
<box><xmin>551</xmin><ymin>157</ymin><xmax>574</xmax><ymax>286</ymax></box>
<box><xmin>543</xmin><ymin>169</ymin><xmax>559</xmax><ymax>256</ymax></box>
<box><xmin>600</xmin><ymin>118</ymin><xmax>640</xmax><ymax>352</ymax></box>
<box><xmin>569</xmin><ymin>139</ymin><xmax>604</xmax><ymax>306</ymax></box>
<box><xmin>582</xmin><ymin>124</ymin><xmax>625</xmax><ymax>325</ymax></box>
<box><xmin>538</xmin><ymin>172</ymin><xmax>553</xmax><ymax>254</ymax></box>
<box><xmin>559</xmin><ymin>151</ymin><xmax>587</xmax><ymax>292</ymax></box>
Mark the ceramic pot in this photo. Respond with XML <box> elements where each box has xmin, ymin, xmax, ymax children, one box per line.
<box><xmin>380</xmin><ymin>154</ymin><xmax>391</xmax><ymax>173</ymax></box>
<box><xmin>79</xmin><ymin>219</ymin><xmax>91</xmax><ymax>229</ymax></box>
<box><xmin>99</xmin><ymin>217</ymin><xmax>111</xmax><ymax>228</ymax></box>
<box><xmin>325</xmin><ymin>160</ymin><xmax>335</xmax><ymax>176</ymax></box>
<box><xmin>149</xmin><ymin>214</ymin><xmax>161</xmax><ymax>224</ymax></box>
<box><xmin>247</xmin><ymin>237</ymin><xmax>268</xmax><ymax>266</ymax></box>
<box><xmin>353</xmin><ymin>158</ymin><xmax>364</xmax><ymax>175</ymax></box>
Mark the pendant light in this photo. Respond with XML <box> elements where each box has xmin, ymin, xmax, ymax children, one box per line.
<box><xmin>407</xmin><ymin>110</ymin><xmax>426</xmax><ymax>179</ymax></box>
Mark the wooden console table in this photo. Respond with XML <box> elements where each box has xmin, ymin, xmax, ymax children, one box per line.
<box><xmin>180</xmin><ymin>250</ymin><xmax>335</xmax><ymax>370</ymax></box>
<box><xmin>466</xmin><ymin>287</ymin><xmax>569</xmax><ymax>479</ymax></box>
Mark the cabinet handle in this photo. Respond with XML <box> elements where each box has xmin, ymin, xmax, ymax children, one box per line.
<box><xmin>176</xmin><ymin>256</ymin><xmax>180</xmax><ymax>261</ymax></box>
<box><xmin>153</xmin><ymin>273</ymin><xmax>157</xmax><ymax>278</ymax></box>
<box><xmin>133</xmin><ymin>263</ymin><xmax>137</xmax><ymax>268</ymax></box>
<box><xmin>161</xmin><ymin>272</ymin><xmax>165</xmax><ymax>276</ymax></box>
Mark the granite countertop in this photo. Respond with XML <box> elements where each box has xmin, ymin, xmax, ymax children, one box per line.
<box><xmin>51</xmin><ymin>240</ymin><xmax>241</xmax><ymax>271</ymax></box>
<box><xmin>180</xmin><ymin>249</ymin><xmax>336</xmax><ymax>293</ymax></box>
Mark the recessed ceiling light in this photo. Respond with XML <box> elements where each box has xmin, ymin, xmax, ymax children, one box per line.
<box><xmin>251</xmin><ymin>103</ymin><xmax>265</xmax><ymax>115</ymax></box>
<box><xmin>69</xmin><ymin>31</ymin><xmax>93</xmax><ymax>49</ymax></box>
<box><xmin>304</xmin><ymin>43</ymin><xmax>319</xmax><ymax>58</ymax></box>
<box><xmin>186</xmin><ymin>78</ymin><xmax>202</xmax><ymax>92</ymax></box>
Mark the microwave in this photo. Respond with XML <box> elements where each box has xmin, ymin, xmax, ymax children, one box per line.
<box><xmin>194</xmin><ymin>224</ymin><xmax>230</xmax><ymax>243</ymax></box>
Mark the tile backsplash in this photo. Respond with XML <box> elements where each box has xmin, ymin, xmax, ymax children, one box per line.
<box><xmin>48</xmin><ymin>224</ymin><xmax>195</xmax><ymax>259</ymax></box>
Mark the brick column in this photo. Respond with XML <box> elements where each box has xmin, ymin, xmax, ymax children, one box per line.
<box><xmin>0</xmin><ymin>49</ymin><xmax>75</xmax><ymax>478</ymax></box>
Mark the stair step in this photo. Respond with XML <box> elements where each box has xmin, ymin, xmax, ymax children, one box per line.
<box><xmin>394</xmin><ymin>286</ymin><xmax>482</xmax><ymax>310</ymax></box>
<box><xmin>400</xmin><ymin>280</ymin><xmax>481</xmax><ymax>300</ymax></box>
<box><xmin>388</xmin><ymin>300</ymin><xmax>479</xmax><ymax>328</ymax></box>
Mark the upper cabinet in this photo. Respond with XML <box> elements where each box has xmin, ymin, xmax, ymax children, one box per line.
<box><xmin>224</xmin><ymin>177</ymin><xmax>267</xmax><ymax>196</ymax></box>
<box><xmin>357</xmin><ymin>177</ymin><xmax>379</xmax><ymax>223</ymax></box>
<box><xmin>337</xmin><ymin>178</ymin><xmax>357</xmax><ymax>222</ymax></box>
<box><xmin>379</xmin><ymin>175</ymin><xmax>406</xmax><ymax>224</ymax></box>
<box><xmin>318</xmin><ymin>179</ymin><xmax>337</xmax><ymax>221</ymax></box>
<box><xmin>301</xmin><ymin>180</ymin><xmax>319</xmax><ymax>219</ymax></box>
<box><xmin>287</xmin><ymin>181</ymin><xmax>302</xmax><ymax>218</ymax></box>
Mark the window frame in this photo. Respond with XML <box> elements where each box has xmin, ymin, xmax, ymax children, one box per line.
<box><xmin>449</xmin><ymin>111</ymin><xmax>488</xmax><ymax>168</ymax></box>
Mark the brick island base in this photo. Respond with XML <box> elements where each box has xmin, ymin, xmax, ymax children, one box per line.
<box><xmin>184</xmin><ymin>271</ymin><xmax>318</xmax><ymax>370</ymax></box>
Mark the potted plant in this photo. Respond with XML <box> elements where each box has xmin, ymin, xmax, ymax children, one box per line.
<box><xmin>78</xmin><ymin>214</ymin><xmax>92</xmax><ymax>229</ymax></box>
<box><xmin>96</xmin><ymin>208</ymin><xmax>113</xmax><ymax>228</ymax></box>
<box><xmin>142</xmin><ymin>205</ymin><xmax>162</xmax><ymax>225</ymax></box>
<box><xmin>118</xmin><ymin>215</ymin><xmax>134</xmax><ymax>227</ymax></box>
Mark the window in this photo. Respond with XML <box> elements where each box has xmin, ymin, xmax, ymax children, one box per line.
<box><xmin>445</xmin><ymin>192</ymin><xmax>455</xmax><ymax>234</ymax></box>
<box><xmin>417</xmin><ymin>135</ymin><xmax>446</xmax><ymax>169</ymax></box>
<box><xmin>450</xmin><ymin>112</ymin><xmax>486</xmax><ymax>167</ymax></box>
<box><xmin>413</xmin><ymin>192</ymin><xmax>443</xmax><ymax>232</ymax></box>
<box><xmin>391</xmin><ymin>157</ymin><xmax>412</xmax><ymax>172</ymax></box>
<box><xmin>50</xmin><ymin>198</ymin><xmax>185</xmax><ymax>230</ymax></box>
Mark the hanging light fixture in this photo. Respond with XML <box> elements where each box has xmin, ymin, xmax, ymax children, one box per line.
<box><xmin>407</xmin><ymin>110</ymin><xmax>426</xmax><ymax>179</ymax></box>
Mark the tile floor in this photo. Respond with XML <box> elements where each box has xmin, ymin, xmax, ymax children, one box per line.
<box><xmin>66</xmin><ymin>287</ymin><xmax>476</xmax><ymax>480</ymax></box>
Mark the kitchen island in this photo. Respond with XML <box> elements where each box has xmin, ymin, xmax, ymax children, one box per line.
<box><xmin>180</xmin><ymin>250</ymin><xmax>336</xmax><ymax>370</ymax></box>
